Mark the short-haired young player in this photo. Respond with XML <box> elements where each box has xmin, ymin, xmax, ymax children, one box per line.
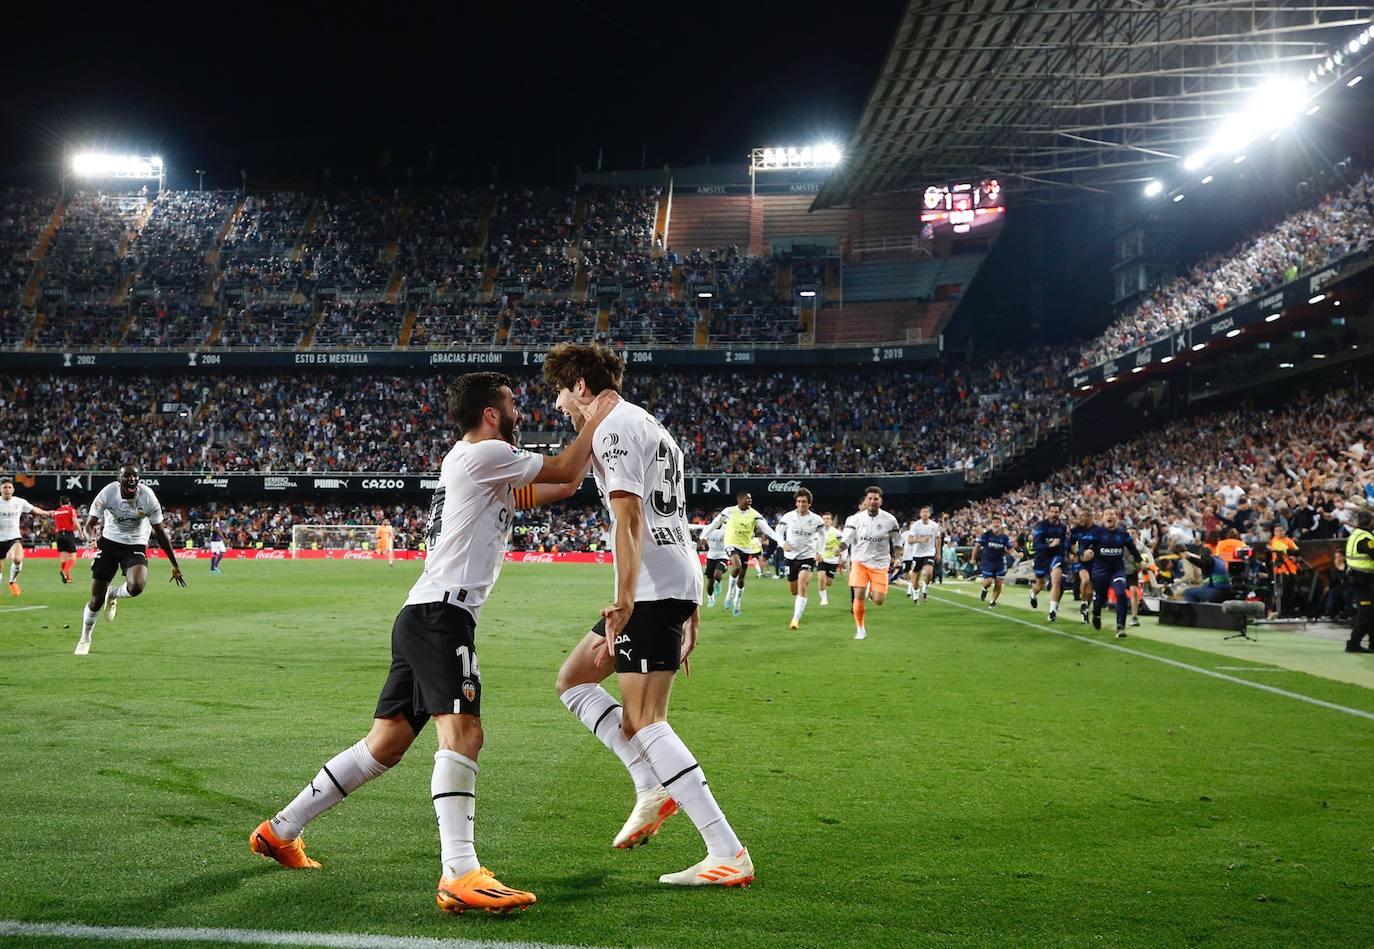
<box><xmin>816</xmin><ymin>512</ymin><xmax>844</xmax><ymax>606</ymax></box>
<box><xmin>972</xmin><ymin>516</ymin><xmax>1015</xmax><ymax>608</ymax></box>
<box><xmin>777</xmin><ymin>487</ymin><xmax>825</xmax><ymax>630</ymax></box>
<box><xmin>1029</xmin><ymin>502</ymin><xmax>1069</xmax><ymax>621</ymax></box>
<box><xmin>75</xmin><ymin>465</ymin><xmax>186</xmax><ymax>654</ymax></box>
<box><xmin>702</xmin><ymin>491</ymin><xmax>780</xmax><ymax>617</ymax></box>
<box><xmin>700</xmin><ymin>523</ymin><xmax>729</xmax><ymax>607</ymax></box>
<box><xmin>0</xmin><ymin>479</ymin><xmax>53</xmax><ymax>596</ymax></box>
<box><xmin>249</xmin><ymin>372</ymin><xmax>620</xmax><ymax>915</ymax></box>
<box><xmin>906</xmin><ymin>506</ymin><xmax>941</xmax><ymax>604</ymax></box>
<box><xmin>843</xmin><ymin>487</ymin><xmax>903</xmax><ymax>640</ymax></box>
<box><xmin>1079</xmin><ymin>508</ymin><xmax>1141</xmax><ymax>638</ymax></box>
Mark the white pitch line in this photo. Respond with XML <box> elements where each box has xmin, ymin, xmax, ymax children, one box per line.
<box><xmin>928</xmin><ymin>593</ymin><xmax>1374</xmax><ymax>723</ymax></box>
<box><xmin>0</xmin><ymin>919</ymin><xmax>612</xmax><ymax>949</ymax></box>
<box><xmin>0</xmin><ymin>605</ymin><xmax>48</xmax><ymax>614</ymax></box>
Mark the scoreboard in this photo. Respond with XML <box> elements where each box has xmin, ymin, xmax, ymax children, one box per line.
<box><xmin>920</xmin><ymin>179</ymin><xmax>1005</xmax><ymax>234</ymax></box>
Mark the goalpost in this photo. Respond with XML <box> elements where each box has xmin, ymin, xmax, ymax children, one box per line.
<box><xmin>291</xmin><ymin>524</ymin><xmax>393</xmax><ymax>558</ymax></box>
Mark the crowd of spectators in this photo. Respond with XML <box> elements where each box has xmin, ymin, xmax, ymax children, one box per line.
<box><xmin>487</xmin><ymin>187</ymin><xmax>579</xmax><ymax>292</ymax></box>
<box><xmin>303</xmin><ymin>192</ymin><xmax>401</xmax><ymax>291</ymax></box>
<box><xmin>408</xmin><ymin>303</ymin><xmax>503</xmax><ymax>347</ymax></box>
<box><xmin>125</xmin><ymin>296</ymin><xmax>220</xmax><ymax>348</ymax></box>
<box><xmin>311</xmin><ymin>300</ymin><xmax>404</xmax><ymax>348</ymax></box>
<box><xmin>216</xmin><ymin>301</ymin><xmax>315</xmax><ymax>348</ymax></box>
<box><xmin>0</xmin><ymin>353</ymin><xmax>1071</xmax><ymax>475</ymax></box>
<box><xmin>1</xmin><ymin>190</ymin><xmax>56</xmax><ymax>318</ymax></box>
<box><xmin>945</xmin><ymin>381</ymin><xmax>1373</xmax><ymax>562</ymax></box>
<box><xmin>42</xmin><ymin>191</ymin><xmax>147</xmax><ymax>296</ymax></box>
<box><xmin>1080</xmin><ymin>171</ymin><xmax>1374</xmax><ymax>367</ymax></box>
<box><xmin>128</xmin><ymin>191</ymin><xmax>238</xmax><ymax>293</ymax></box>
<box><xmin>33</xmin><ymin>303</ymin><xmax>130</xmax><ymax>348</ymax></box>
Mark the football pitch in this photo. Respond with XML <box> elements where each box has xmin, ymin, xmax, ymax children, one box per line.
<box><xmin>1</xmin><ymin>560</ymin><xmax>1372</xmax><ymax>949</ymax></box>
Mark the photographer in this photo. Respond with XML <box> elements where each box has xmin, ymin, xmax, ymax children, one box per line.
<box><xmin>1345</xmin><ymin>510</ymin><xmax>1374</xmax><ymax>653</ymax></box>
<box><xmin>1181</xmin><ymin>545</ymin><xmax>1232</xmax><ymax>604</ymax></box>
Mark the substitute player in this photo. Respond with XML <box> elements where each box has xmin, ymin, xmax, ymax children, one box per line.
<box><xmin>249</xmin><ymin>372</ymin><xmax>619</xmax><ymax>915</ymax></box>
<box><xmin>1080</xmin><ymin>508</ymin><xmax>1141</xmax><ymax>638</ymax></box>
<box><xmin>376</xmin><ymin>520</ymin><xmax>396</xmax><ymax>567</ymax></box>
<box><xmin>817</xmin><ymin>512</ymin><xmax>844</xmax><ymax>606</ymax></box>
<box><xmin>700</xmin><ymin>523</ymin><xmax>728</xmax><ymax>608</ymax></box>
<box><xmin>843</xmin><ymin>487</ymin><xmax>902</xmax><ymax>640</ymax></box>
<box><xmin>703</xmin><ymin>491</ymin><xmax>780</xmax><ymax>616</ymax></box>
<box><xmin>972</xmin><ymin>516</ymin><xmax>1014</xmax><ymax>608</ymax></box>
<box><xmin>777</xmin><ymin>487</ymin><xmax>825</xmax><ymax>630</ymax></box>
<box><xmin>906</xmin><ymin>506</ymin><xmax>941</xmax><ymax>604</ymax></box>
<box><xmin>51</xmin><ymin>495</ymin><xmax>82</xmax><ymax>585</ymax></box>
<box><xmin>543</xmin><ymin>342</ymin><xmax>753</xmax><ymax>887</ymax></box>
<box><xmin>1029</xmin><ymin>502</ymin><xmax>1069</xmax><ymax>621</ymax></box>
<box><xmin>74</xmin><ymin>465</ymin><xmax>186</xmax><ymax>654</ymax></box>
<box><xmin>0</xmin><ymin>479</ymin><xmax>53</xmax><ymax>596</ymax></box>
<box><xmin>1069</xmin><ymin>508</ymin><xmax>1096</xmax><ymax>622</ymax></box>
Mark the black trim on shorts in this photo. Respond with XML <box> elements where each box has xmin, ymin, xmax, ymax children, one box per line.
<box><xmin>375</xmin><ymin>601</ymin><xmax>481</xmax><ymax>733</ymax></box>
<box><xmin>605</xmin><ymin>598</ymin><xmax>696</xmax><ymax>674</ymax></box>
<box><xmin>818</xmin><ymin>560</ymin><xmax>839</xmax><ymax>577</ymax></box>
<box><xmin>726</xmin><ymin>546</ymin><xmax>754</xmax><ymax>563</ymax></box>
<box><xmin>787</xmin><ymin>557</ymin><xmax>816</xmax><ymax>582</ymax></box>
<box><xmin>91</xmin><ymin>537</ymin><xmax>148</xmax><ymax>584</ymax></box>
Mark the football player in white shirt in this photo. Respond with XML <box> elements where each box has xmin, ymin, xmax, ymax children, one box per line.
<box><xmin>699</xmin><ymin>524</ymin><xmax>729</xmax><ymax>608</ymax></box>
<box><xmin>251</xmin><ymin>371</ymin><xmax>619</xmax><ymax>916</ymax></box>
<box><xmin>74</xmin><ymin>465</ymin><xmax>184</xmax><ymax>654</ymax></box>
<box><xmin>842</xmin><ymin>487</ymin><xmax>903</xmax><ymax>641</ymax></box>
<box><xmin>543</xmin><ymin>342</ymin><xmax>753</xmax><ymax>888</ymax></box>
<box><xmin>777</xmin><ymin>487</ymin><xmax>825</xmax><ymax>630</ymax></box>
<box><xmin>0</xmin><ymin>478</ymin><xmax>53</xmax><ymax>597</ymax></box>
<box><xmin>906</xmin><ymin>506</ymin><xmax>942</xmax><ymax>603</ymax></box>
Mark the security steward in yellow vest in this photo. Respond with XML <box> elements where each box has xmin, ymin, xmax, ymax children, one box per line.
<box><xmin>1345</xmin><ymin>510</ymin><xmax>1374</xmax><ymax>654</ymax></box>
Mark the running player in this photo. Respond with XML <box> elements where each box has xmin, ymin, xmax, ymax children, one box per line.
<box><xmin>1079</xmin><ymin>508</ymin><xmax>1141</xmax><ymax>638</ymax></box>
<box><xmin>816</xmin><ymin>512</ymin><xmax>844</xmax><ymax>606</ymax></box>
<box><xmin>700</xmin><ymin>522</ymin><xmax>729</xmax><ymax>608</ymax></box>
<box><xmin>906</xmin><ymin>506</ymin><xmax>941</xmax><ymax>604</ymax></box>
<box><xmin>0</xmin><ymin>479</ymin><xmax>52</xmax><ymax>596</ymax></box>
<box><xmin>843</xmin><ymin>487</ymin><xmax>902</xmax><ymax>641</ymax></box>
<box><xmin>209</xmin><ymin>518</ymin><xmax>227</xmax><ymax>574</ymax></box>
<box><xmin>51</xmin><ymin>495</ymin><xmax>81</xmax><ymax>584</ymax></box>
<box><xmin>1068</xmin><ymin>508</ymin><xmax>1096</xmax><ymax>623</ymax></box>
<box><xmin>249</xmin><ymin>371</ymin><xmax>619</xmax><ymax>915</ymax></box>
<box><xmin>543</xmin><ymin>342</ymin><xmax>753</xmax><ymax>887</ymax></box>
<box><xmin>74</xmin><ymin>465</ymin><xmax>186</xmax><ymax>655</ymax></box>
<box><xmin>777</xmin><ymin>487</ymin><xmax>825</xmax><ymax>630</ymax></box>
<box><xmin>703</xmin><ymin>492</ymin><xmax>780</xmax><ymax>617</ymax></box>
<box><xmin>1029</xmin><ymin>502</ymin><xmax>1068</xmax><ymax>621</ymax></box>
<box><xmin>376</xmin><ymin>520</ymin><xmax>396</xmax><ymax>567</ymax></box>
<box><xmin>972</xmin><ymin>516</ymin><xmax>1014</xmax><ymax>608</ymax></box>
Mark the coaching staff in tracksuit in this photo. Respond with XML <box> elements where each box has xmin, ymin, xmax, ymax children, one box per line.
<box><xmin>1345</xmin><ymin>510</ymin><xmax>1374</xmax><ymax>654</ymax></box>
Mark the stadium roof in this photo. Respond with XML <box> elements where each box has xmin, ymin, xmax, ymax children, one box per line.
<box><xmin>815</xmin><ymin>0</ymin><xmax>1374</xmax><ymax>207</ymax></box>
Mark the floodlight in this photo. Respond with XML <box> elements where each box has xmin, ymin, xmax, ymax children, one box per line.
<box><xmin>799</xmin><ymin>289</ymin><xmax>816</xmax><ymax>297</ymax></box>
<box><xmin>1265</xmin><ymin>313</ymin><xmax>1281</xmax><ymax>322</ymax></box>
<box><xmin>1191</xmin><ymin>343</ymin><xmax>1207</xmax><ymax>351</ymax></box>
<box><xmin>1308</xmin><ymin>293</ymin><xmax>1326</xmax><ymax>304</ymax></box>
<box><xmin>1325</xmin><ymin>57</ymin><xmax>1335</xmax><ymax>71</ymax></box>
<box><xmin>697</xmin><ymin>291</ymin><xmax>713</xmax><ymax>299</ymax></box>
<box><xmin>1183</xmin><ymin>151</ymin><xmax>1207</xmax><ymax>171</ymax></box>
<box><xmin>1104</xmin><ymin>375</ymin><xmax>1118</xmax><ymax>383</ymax></box>
<box><xmin>1306</xmin><ymin>105</ymin><xmax>1321</xmax><ymax>115</ymax></box>
<box><xmin>1335</xmin><ymin>52</ymin><xmax>1344</xmax><ymax>65</ymax></box>
<box><xmin>1160</xmin><ymin>356</ymin><xmax>1175</xmax><ymax>364</ymax></box>
<box><xmin>1279</xmin><ymin>362</ymin><xmax>1294</xmax><ymax>369</ymax></box>
<box><xmin>1079</xmin><ymin>385</ymin><xmax>1092</xmax><ymax>391</ymax></box>
<box><xmin>1172</xmin><ymin>194</ymin><xmax>1185</xmax><ymax>203</ymax></box>
<box><xmin>1313</xmin><ymin>353</ymin><xmax>1327</xmax><ymax>359</ymax></box>
<box><xmin>1143</xmin><ymin>180</ymin><xmax>1163</xmax><ymax>197</ymax></box>
<box><xmin>1349</xmin><ymin>38</ymin><xmax>1362</xmax><ymax>54</ymax></box>
<box><xmin>1233</xmin><ymin>154</ymin><xmax>1247</xmax><ymax>164</ymax></box>
<box><xmin>1349</xmin><ymin>75</ymin><xmax>1364</xmax><ymax>87</ymax></box>
<box><xmin>815</xmin><ymin>142</ymin><xmax>843</xmax><ymax>165</ymax></box>
<box><xmin>1225</xmin><ymin>328</ymin><xmax>1242</xmax><ymax>338</ymax></box>
<box><xmin>1131</xmin><ymin>366</ymin><xmax>1145</xmax><ymax>373</ymax></box>
<box><xmin>70</xmin><ymin>152</ymin><xmax>164</xmax><ymax>180</ymax></box>
<box><xmin>1201</xmin><ymin>175</ymin><xmax>1214</xmax><ymax>184</ymax></box>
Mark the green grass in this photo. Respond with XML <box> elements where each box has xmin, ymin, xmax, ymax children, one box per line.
<box><xmin>1</xmin><ymin>560</ymin><xmax>1372</xmax><ymax>948</ymax></box>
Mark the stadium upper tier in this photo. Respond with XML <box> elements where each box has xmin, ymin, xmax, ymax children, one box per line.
<box><xmin>0</xmin><ymin>182</ymin><xmax>984</xmax><ymax>351</ymax></box>
<box><xmin>0</xmin><ymin>353</ymin><xmax>1073</xmax><ymax>476</ymax></box>
<box><xmin>1078</xmin><ymin>172</ymin><xmax>1374</xmax><ymax>370</ymax></box>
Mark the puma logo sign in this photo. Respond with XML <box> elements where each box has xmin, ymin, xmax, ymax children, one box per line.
<box><xmin>619</xmin><ymin>649</ymin><xmax>632</xmax><ymax>660</ymax></box>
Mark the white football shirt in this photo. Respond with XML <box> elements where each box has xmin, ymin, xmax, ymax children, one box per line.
<box><xmin>843</xmin><ymin>509</ymin><xmax>902</xmax><ymax>569</ymax></box>
<box><xmin>777</xmin><ymin>509</ymin><xmax>825</xmax><ymax>560</ymax></box>
<box><xmin>704</xmin><ymin>526</ymin><xmax>728</xmax><ymax>560</ymax></box>
<box><xmin>405</xmin><ymin>438</ymin><xmax>543</xmax><ymax>621</ymax></box>
<box><xmin>89</xmin><ymin>483</ymin><xmax>164</xmax><ymax>546</ymax></box>
<box><xmin>909</xmin><ymin>519</ymin><xmax>941</xmax><ymax>557</ymax></box>
<box><xmin>592</xmin><ymin>399</ymin><xmax>702</xmax><ymax>603</ymax></box>
<box><xmin>0</xmin><ymin>496</ymin><xmax>33</xmax><ymax>541</ymax></box>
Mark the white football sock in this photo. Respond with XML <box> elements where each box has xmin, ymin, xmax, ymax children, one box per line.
<box><xmin>560</xmin><ymin>684</ymin><xmax>657</xmax><ymax>793</ymax></box>
<box><xmin>272</xmin><ymin>738</ymin><xmax>389</xmax><ymax>840</ymax></box>
<box><xmin>80</xmin><ymin>605</ymin><xmax>98</xmax><ymax>642</ymax></box>
<box><xmin>819</xmin><ymin>589</ymin><xmax>829</xmax><ymax>605</ymax></box>
<box><xmin>734</xmin><ymin>586</ymin><xmax>744</xmax><ymax>607</ymax></box>
<box><xmin>111</xmin><ymin>583</ymin><xmax>133</xmax><ymax>599</ymax></box>
<box><xmin>8</xmin><ymin>561</ymin><xmax>21</xmax><ymax>582</ymax></box>
<box><xmin>433</xmin><ymin>749</ymin><xmax>480</xmax><ymax>878</ymax></box>
<box><xmin>633</xmin><ymin>721</ymin><xmax>742</xmax><ymax>858</ymax></box>
<box><xmin>920</xmin><ymin>581</ymin><xmax>928</xmax><ymax>594</ymax></box>
<box><xmin>792</xmin><ymin>595</ymin><xmax>807</xmax><ymax>621</ymax></box>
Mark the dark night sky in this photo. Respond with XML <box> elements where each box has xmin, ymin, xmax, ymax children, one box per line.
<box><xmin>0</xmin><ymin>1</ymin><xmax>906</xmax><ymax>190</ymax></box>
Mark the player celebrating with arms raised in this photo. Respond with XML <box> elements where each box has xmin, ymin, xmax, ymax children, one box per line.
<box><xmin>843</xmin><ymin>487</ymin><xmax>903</xmax><ymax>640</ymax></box>
<box><xmin>544</xmin><ymin>342</ymin><xmax>753</xmax><ymax>886</ymax></box>
<box><xmin>74</xmin><ymin>465</ymin><xmax>185</xmax><ymax>654</ymax></box>
<box><xmin>777</xmin><ymin>487</ymin><xmax>825</xmax><ymax>630</ymax></box>
<box><xmin>249</xmin><ymin>372</ymin><xmax>619</xmax><ymax>915</ymax></box>
<box><xmin>0</xmin><ymin>479</ymin><xmax>53</xmax><ymax>595</ymax></box>
<box><xmin>703</xmin><ymin>491</ymin><xmax>780</xmax><ymax>616</ymax></box>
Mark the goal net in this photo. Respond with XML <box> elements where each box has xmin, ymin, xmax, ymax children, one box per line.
<box><xmin>291</xmin><ymin>524</ymin><xmax>394</xmax><ymax>558</ymax></box>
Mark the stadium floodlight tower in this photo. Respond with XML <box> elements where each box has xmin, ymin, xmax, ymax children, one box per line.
<box><xmin>65</xmin><ymin>151</ymin><xmax>166</xmax><ymax>193</ymax></box>
<box><xmin>748</xmin><ymin>142</ymin><xmax>843</xmax><ymax>196</ymax></box>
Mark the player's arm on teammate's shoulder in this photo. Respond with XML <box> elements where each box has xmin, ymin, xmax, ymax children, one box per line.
<box><xmin>536</xmin><ymin>389</ymin><xmax>620</xmax><ymax>485</ymax></box>
<box><xmin>516</xmin><ymin>460</ymin><xmax>592</xmax><ymax>508</ymax></box>
<box><xmin>150</xmin><ymin>520</ymin><xmax>187</xmax><ymax>587</ymax></box>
